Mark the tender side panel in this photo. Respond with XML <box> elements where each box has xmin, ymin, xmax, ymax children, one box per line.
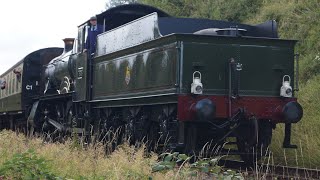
<box><xmin>239</xmin><ymin>45</ymin><xmax>294</xmax><ymax>96</ymax></box>
<box><xmin>182</xmin><ymin>42</ymin><xmax>237</xmax><ymax>95</ymax></box>
<box><xmin>92</xmin><ymin>43</ymin><xmax>178</xmax><ymax>102</ymax></box>
<box><xmin>181</xmin><ymin>38</ymin><xmax>295</xmax><ymax>96</ymax></box>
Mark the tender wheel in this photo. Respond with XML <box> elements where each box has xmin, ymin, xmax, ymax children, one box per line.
<box><xmin>235</xmin><ymin>117</ymin><xmax>259</xmax><ymax>165</ymax></box>
<box><xmin>184</xmin><ymin>123</ymin><xmax>197</xmax><ymax>154</ymax></box>
<box><xmin>147</xmin><ymin>121</ymin><xmax>160</xmax><ymax>151</ymax></box>
<box><xmin>124</xmin><ymin>115</ymin><xmax>135</xmax><ymax>144</ymax></box>
<box><xmin>257</xmin><ymin>120</ymin><xmax>272</xmax><ymax>157</ymax></box>
<box><xmin>124</xmin><ymin>110</ymin><xmax>150</xmax><ymax>146</ymax></box>
<box><xmin>158</xmin><ymin>113</ymin><xmax>179</xmax><ymax>152</ymax></box>
<box><xmin>235</xmin><ymin>118</ymin><xmax>273</xmax><ymax>165</ymax></box>
<box><xmin>99</xmin><ymin>109</ymin><xmax>123</xmax><ymax>153</ymax></box>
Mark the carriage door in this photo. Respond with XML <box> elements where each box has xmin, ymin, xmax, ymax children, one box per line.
<box><xmin>24</xmin><ymin>57</ymin><xmax>41</xmax><ymax>99</ymax></box>
<box><xmin>72</xmin><ymin>24</ymin><xmax>88</xmax><ymax>102</ymax></box>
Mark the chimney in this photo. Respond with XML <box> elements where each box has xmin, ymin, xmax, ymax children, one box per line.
<box><xmin>62</xmin><ymin>38</ymin><xmax>75</xmax><ymax>53</ymax></box>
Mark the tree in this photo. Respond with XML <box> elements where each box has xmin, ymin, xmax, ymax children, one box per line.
<box><xmin>106</xmin><ymin>0</ymin><xmax>139</xmax><ymax>9</ymax></box>
<box><xmin>139</xmin><ymin>0</ymin><xmax>263</xmax><ymax>22</ymax></box>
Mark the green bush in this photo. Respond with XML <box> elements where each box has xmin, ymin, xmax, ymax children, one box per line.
<box><xmin>0</xmin><ymin>149</ymin><xmax>59</xmax><ymax>180</ymax></box>
<box><xmin>152</xmin><ymin>152</ymin><xmax>243</xmax><ymax>179</ymax></box>
<box><xmin>140</xmin><ymin>0</ymin><xmax>262</xmax><ymax>21</ymax></box>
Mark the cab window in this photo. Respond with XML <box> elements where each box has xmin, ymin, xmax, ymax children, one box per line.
<box><xmin>77</xmin><ymin>24</ymin><xmax>88</xmax><ymax>53</ymax></box>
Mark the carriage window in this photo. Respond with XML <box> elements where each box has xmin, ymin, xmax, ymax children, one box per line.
<box><xmin>3</xmin><ymin>78</ymin><xmax>7</xmax><ymax>97</ymax></box>
<box><xmin>12</xmin><ymin>73</ymin><xmax>14</xmax><ymax>94</ymax></box>
<box><xmin>1</xmin><ymin>78</ymin><xmax>6</xmax><ymax>96</ymax></box>
<box><xmin>0</xmin><ymin>85</ymin><xmax>1</xmax><ymax>98</ymax></box>
<box><xmin>13</xmin><ymin>75</ymin><xmax>16</xmax><ymax>94</ymax></box>
<box><xmin>19</xmin><ymin>72</ymin><xmax>22</xmax><ymax>92</ymax></box>
<box><xmin>12</xmin><ymin>73</ymin><xmax>15</xmax><ymax>94</ymax></box>
<box><xmin>10</xmin><ymin>73</ymin><xmax>12</xmax><ymax>94</ymax></box>
<box><xmin>16</xmin><ymin>68</ymin><xmax>22</xmax><ymax>93</ymax></box>
<box><xmin>6</xmin><ymin>76</ymin><xmax>9</xmax><ymax>95</ymax></box>
<box><xmin>7</xmin><ymin>75</ymin><xmax>9</xmax><ymax>95</ymax></box>
<box><xmin>15</xmin><ymin>74</ymin><xmax>19</xmax><ymax>93</ymax></box>
<box><xmin>9</xmin><ymin>74</ymin><xmax>12</xmax><ymax>95</ymax></box>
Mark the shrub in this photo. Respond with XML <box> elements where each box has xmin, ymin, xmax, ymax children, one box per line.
<box><xmin>152</xmin><ymin>152</ymin><xmax>243</xmax><ymax>179</ymax></box>
<box><xmin>0</xmin><ymin>149</ymin><xmax>59</xmax><ymax>180</ymax></box>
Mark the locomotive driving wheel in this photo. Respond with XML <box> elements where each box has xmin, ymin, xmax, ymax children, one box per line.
<box><xmin>66</xmin><ymin>102</ymin><xmax>77</xmax><ymax>131</ymax></box>
<box><xmin>43</xmin><ymin>103</ymin><xmax>67</xmax><ymax>142</ymax></box>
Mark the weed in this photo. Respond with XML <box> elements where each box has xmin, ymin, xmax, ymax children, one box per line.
<box><xmin>0</xmin><ymin>149</ymin><xmax>59</xmax><ymax>180</ymax></box>
<box><xmin>152</xmin><ymin>152</ymin><xmax>243</xmax><ymax>179</ymax></box>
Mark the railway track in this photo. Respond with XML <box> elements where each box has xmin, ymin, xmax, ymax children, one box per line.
<box><xmin>220</xmin><ymin>160</ymin><xmax>320</xmax><ymax>179</ymax></box>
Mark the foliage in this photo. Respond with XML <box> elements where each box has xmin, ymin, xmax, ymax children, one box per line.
<box><xmin>0</xmin><ymin>149</ymin><xmax>58</xmax><ymax>180</ymax></box>
<box><xmin>139</xmin><ymin>0</ymin><xmax>262</xmax><ymax>22</ymax></box>
<box><xmin>0</xmin><ymin>131</ymin><xmax>246</xmax><ymax>179</ymax></box>
<box><xmin>248</xmin><ymin>0</ymin><xmax>320</xmax><ymax>82</ymax></box>
<box><xmin>106</xmin><ymin>0</ymin><xmax>138</xmax><ymax>9</ymax></box>
<box><xmin>152</xmin><ymin>152</ymin><xmax>243</xmax><ymax>179</ymax></box>
<box><xmin>152</xmin><ymin>152</ymin><xmax>189</xmax><ymax>172</ymax></box>
<box><xmin>0</xmin><ymin>130</ymin><xmax>155</xmax><ymax>179</ymax></box>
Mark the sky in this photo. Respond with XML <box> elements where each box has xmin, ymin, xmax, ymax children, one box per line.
<box><xmin>0</xmin><ymin>0</ymin><xmax>107</xmax><ymax>74</ymax></box>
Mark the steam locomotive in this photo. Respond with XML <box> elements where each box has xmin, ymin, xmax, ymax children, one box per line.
<box><xmin>0</xmin><ymin>4</ymin><xmax>303</xmax><ymax>163</ymax></box>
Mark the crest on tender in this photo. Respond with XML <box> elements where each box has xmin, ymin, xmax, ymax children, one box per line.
<box><xmin>125</xmin><ymin>66</ymin><xmax>131</xmax><ymax>85</ymax></box>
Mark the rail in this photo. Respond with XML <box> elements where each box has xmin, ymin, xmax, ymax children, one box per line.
<box><xmin>219</xmin><ymin>160</ymin><xmax>320</xmax><ymax>179</ymax></box>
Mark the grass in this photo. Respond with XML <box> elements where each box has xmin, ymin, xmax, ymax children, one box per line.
<box><xmin>1</xmin><ymin>129</ymin><xmax>313</xmax><ymax>179</ymax></box>
<box><xmin>0</xmin><ymin>130</ymin><xmax>156</xmax><ymax>179</ymax></box>
<box><xmin>0</xmin><ymin>130</ymin><xmax>243</xmax><ymax>180</ymax></box>
<box><xmin>270</xmin><ymin>75</ymin><xmax>320</xmax><ymax>168</ymax></box>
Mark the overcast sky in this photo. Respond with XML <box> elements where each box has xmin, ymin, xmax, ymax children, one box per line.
<box><xmin>0</xmin><ymin>0</ymin><xmax>107</xmax><ymax>74</ymax></box>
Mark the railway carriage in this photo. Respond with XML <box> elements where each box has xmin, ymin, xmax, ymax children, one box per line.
<box><xmin>0</xmin><ymin>4</ymin><xmax>303</xmax><ymax>164</ymax></box>
<box><xmin>0</xmin><ymin>48</ymin><xmax>63</xmax><ymax>129</ymax></box>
